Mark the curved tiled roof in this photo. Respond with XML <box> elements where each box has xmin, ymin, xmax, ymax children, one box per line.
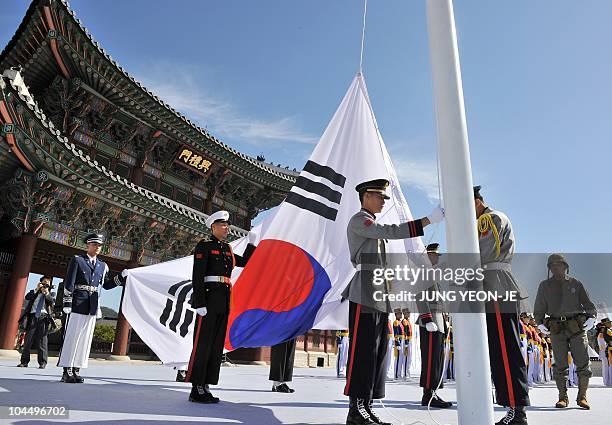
<box><xmin>0</xmin><ymin>0</ymin><xmax>299</xmax><ymax>189</ymax></box>
<box><xmin>0</xmin><ymin>70</ymin><xmax>247</xmax><ymax>239</ymax></box>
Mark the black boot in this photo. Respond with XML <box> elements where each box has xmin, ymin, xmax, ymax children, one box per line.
<box><xmin>189</xmin><ymin>385</ymin><xmax>220</xmax><ymax>404</ymax></box>
<box><xmin>176</xmin><ymin>370</ymin><xmax>186</xmax><ymax>382</ymax></box>
<box><xmin>346</xmin><ymin>398</ymin><xmax>376</xmax><ymax>425</ymax></box>
<box><xmin>365</xmin><ymin>399</ymin><xmax>392</xmax><ymax>425</ymax></box>
<box><xmin>72</xmin><ymin>367</ymin><xmax>84</xmax><ymax>383</ymax></box>
<box><xmin>422</xmin><ymin>390</ymin><xmax>452</xmax><ymax>408</ymax></box>
<box><xmin>61</xmin><ymin>367</ymin><xmax>75</xmax><ymax>383</ymax></box>
<box><xmin>272</xmin><ymin>382</ymin><xmax>295</xmax><ymax>393</ymax></box>
<box><xmin>495</xmin><ymin>407</ymin><xmax>528</xmax><ymax>425</ymax></box>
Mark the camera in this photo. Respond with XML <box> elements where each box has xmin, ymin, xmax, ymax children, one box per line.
<box><xmin>38</xmin><ymin>279</ymin><xmax>55</xmax><ymax>291</ymax></box>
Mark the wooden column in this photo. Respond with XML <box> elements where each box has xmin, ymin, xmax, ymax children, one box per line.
<box><xmin>0</xmin><ymin>234</ymin><xmax>37</xmax><ymax>350</ymax></box>
<box><xmin>110</xmin><ymin>257</ymin><xmax>137</xmax><ymax>358</ymax></box>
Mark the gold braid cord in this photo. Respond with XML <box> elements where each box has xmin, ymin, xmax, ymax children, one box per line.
<box><xmin>477</xmin><ymin>213</ymin><xmax>501</xmax><ymax>259</ymax></box>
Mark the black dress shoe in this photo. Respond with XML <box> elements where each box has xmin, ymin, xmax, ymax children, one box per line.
<box><xmin>422</xmin><ymin>392</ymin><xmax>452</xmax><ymax>408</ymax></box>
<box><xmin>17</xmin><ymin>363</ymin><xmax>28</xmax><ymax>368</ymax></box>
<box><xmin>272</xmin><ymin>383</ymin><xmax>295</xmax><ymax>393</ymax></box>
<box><xmin>432</xmin><ymin>395</ymin><xmax>452</xmax><ymax>408</ymax></box>
<box><xmin>495</xmin><ymin>407</ymin><xmax>528</xmax><ymax>425</ymax></box>
<box><xmin>38</xmin><ymin>363</ymin><xmax>46</xmax><ymax>369</ymax></box>
<box><xmin>189</xmin><ymin>389</ymin><xmax>220</xmax><ymax>404</ymax></box>
<box><xmin>72</xmin><ymin>367</ymin><xmax>84</xmax><ymax>383</ymax></box>
<box><xmin>61</xmin><ymin>367</ymin><xmax>76</xmax><ymax>383</ymax></box>
<box><xmin>346</xmin><ymin>399</ymin><xmax>376</xmax><ymax>425</ymax></box>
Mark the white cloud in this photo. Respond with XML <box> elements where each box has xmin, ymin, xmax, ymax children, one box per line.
<box><xmin>135</xmin><ymin>65</ymin><xmax>318</xmax><ymax>147</ymax></box>
<box><xmin>389</xmin><ymin>154</ymin><xmax>441</xmax><ymax>202</ymax></box>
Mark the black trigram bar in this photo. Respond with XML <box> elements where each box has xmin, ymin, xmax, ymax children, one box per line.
<box><xmin>160</xmin><ymin>280</ymin><xmax>193</xmax><ymax>337</ymax></box>
<box><xmin>294</xmin><ymin>176</ymin><xmax>342</xmax><ymax>203</ymax></box>
<box><xmin>286</xmin><ymin>192</ymin><xmax>338</xmax><ymax>221</ymax></box>
<box><xmin>169</xmin><ymin>284</ymin><xmax>192</xmax><ymax>333</ymax></box>
<box><xmin>303</xmin><ymin>160</ymin><xmax>346</xmax><ymax>187</ymax></box>
<box><xmin>286</xmin><ymin>161</ymin><xmax>346</xmax><ymax>221</ymax></box>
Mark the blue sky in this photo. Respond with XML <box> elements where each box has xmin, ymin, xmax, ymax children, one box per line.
<box><xmin>3</xmin><ymin>1</ymin><xmax>611</xmax><ymax>310</ymax></box>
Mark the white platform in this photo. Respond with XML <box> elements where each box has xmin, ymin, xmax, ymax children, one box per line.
<box><xmin>0</xmin><ymin>358</ymin><xmax>610</xmax><ymax>424</ymax></box>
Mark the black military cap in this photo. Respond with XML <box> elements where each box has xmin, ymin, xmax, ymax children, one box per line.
<box><xmin>355</xmin><ymin>179</ymin><xmax>390</xmax><ymax>199</ymax></box>
<box><xmin>473</xmin><ymin>185</ymin><xmax>483</xmax><ymax>200</ymax></box>
<box><xmin>426</xmin><ymin>243</ymin><xmax>440</xmax><ymax>254</ymax></box>
<box><xmin>83</xmin><ymin>233</ymin><xmax>104</xmax><ymax>245</ymax></box>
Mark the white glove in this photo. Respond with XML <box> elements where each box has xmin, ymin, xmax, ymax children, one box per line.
<box><xmin>583</xmin><ymin>317</ymin><xmax>595</xmax><ymax>331</ymax></box>
<box><xmin>247</xmin><ymin>231</ymin><xmax>258</xmax><ymax>245</ymax></box>
<box><xmin>427</xmin><ymin>206</ymin><xmax>445</xmax><ymax>224</ymax></box>
<box><xmin>63</xmin><ymin>307</ymin><xmax>71</xmax><ymax>314</ymax></box>
<box><xmin>537</xmin><ymin>324</ymin><xmax>550</xmax><ymax>335</ymax></box>
<box><xmin>121</xmin><ymin>269</ymin><xmax>129</xmax><ymax>278</ymax></box>
<box><xmin>196</xmin><ymin>307</ymin><xmax>207</xmax><ymax>317</ymax></box>
<box><xmin>425</xmin><ymin>322</ymin><xmax>439</xmax><ymax>333</ymax></box>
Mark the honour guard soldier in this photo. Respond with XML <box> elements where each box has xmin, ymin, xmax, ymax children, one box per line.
<box><xmin>269</xmin><ymin>338</ymin><xmax>297</xmax><ymax>393</ymax></box>
<box><xmin>401</xmin><ymin>309</ymin><xmax>413</xmax><ymax>379</ymax></box>
<box><xmin>416</xmin><ymin>243</ymin><xmax>452</xmax><ymax>409</ymax></box>
<box><xmin>519</xmin><ymin>314</ymin><xmax>529</xmax><ymax>369</ymax></box>
<box><xmin>337</xmin><ymin>330</ymin><xmax>350</xmax><ymax>377</ymax></box>
<box><xmin>342</xmin><ymin>178</ymin><xmax>443</xmax><ymax>425</ymax></box>
<box><xmin>392</xmin><ymin>310</ymin><xmax>405</xmax><ymax>380</ymax></box>
<box><xmin>534</xmin><ymin>253</ymin><xmax>597</xmax><ymax>409</ymax></box>
<box><xmin>58</xmin><ymin>233</ymin><xmax>124</xmax><ymax>383</ymax></box>
<box><xmin>445</xmin><ymin>325</ymin><xmax>455</xmax><ymax>381</ymax></box>
<box><xmin>186</xmin><ymin>210</ymin><xmax>256</xmax><ymax>403</ymax></box>
<box><xmin>596</xmin><ymin>319</ymin><xmax>612</xmax><ymax>386</ymax></box>
<box><xmin>384</xmin><ymin>318</ymin><xmax>395</xmax><ymax>381</ymax></box>
<box><xmin>474</xmin><ymin>186</ymin><xmax>530</xmax><ymax>424</ymax></box>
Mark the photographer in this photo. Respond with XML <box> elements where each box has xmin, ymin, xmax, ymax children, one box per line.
<box><xmin>17</xmin><ymin>276</ymin><xmax>55</xmax><ymax>369</ymax></box>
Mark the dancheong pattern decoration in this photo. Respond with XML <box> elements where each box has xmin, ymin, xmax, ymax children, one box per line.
<box><xmin>0</xmin><ymin>0</ymin><xmax>298</xmax><ymax>265</ymax></box>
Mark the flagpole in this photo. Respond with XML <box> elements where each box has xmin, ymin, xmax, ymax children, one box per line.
<box><xmin>425</xmin><ymin>1</ymin><xmax>495</xmax><ymax>424</ymax></box>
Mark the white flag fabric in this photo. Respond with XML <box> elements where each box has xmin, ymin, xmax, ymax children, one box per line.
<box><xmin>121</xmin><ymin>256</ymin><xmax>194</xmax><ymax>368</ymax></box>
<box><xmin>121</xmin><ymin>236</ymin><xmax>256</xmax><ymax>368</ymax></box>
<box><xmin>224</xmin><ymin>74</ymin><xmax>424</xmax><ymax>349</ymax></box>
<box><xmin>122</xmin><ymin>74</ymin><xmax>426</xmax><ymax>363</ymax></box>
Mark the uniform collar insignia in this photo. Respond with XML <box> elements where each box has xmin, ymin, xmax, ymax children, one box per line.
<box><xmin>361</xmin><ymin>208</ymin><xmax>376</xmax><ymax>219</ymax></box>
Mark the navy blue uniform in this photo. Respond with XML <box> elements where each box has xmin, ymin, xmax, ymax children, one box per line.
<box><xmin>62</xmin><ymin>255</ymin><xmax>122</xmax><ymax>315</ymax></box>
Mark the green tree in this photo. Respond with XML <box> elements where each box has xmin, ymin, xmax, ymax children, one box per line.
<box><xmin>93</xmin><ymin>324</ymin><xmax>116</xmax><ymax>342</ymax></box>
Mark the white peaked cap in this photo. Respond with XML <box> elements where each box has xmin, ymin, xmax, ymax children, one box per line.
<box><xmin>205</xmin><ymin>210</ymin><xmax>230</xmax><ymax>229</ymax></box>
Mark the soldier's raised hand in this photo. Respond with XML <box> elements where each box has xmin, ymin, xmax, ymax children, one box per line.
<box><xmin>582</xmin><ymin>317</ymin><xmax>595</xmax><ymax>331</ymax></box>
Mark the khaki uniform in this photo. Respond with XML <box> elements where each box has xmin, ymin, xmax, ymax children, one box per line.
<box><xmin>342</xmin><ymin>208</ymin><xmax>424</xmax><ymax>400</ymax></box>
<box><xmin>342</xmin><ymin>209</ymin><xmax>423</xmax><ymax>313</ymax></box>
<box><xmin>534</xmin><ymin>276</ymin><xmax>597</xmax><ymax>399</ymax></box>
<box><xmin>478</xmin><ymin>207</ymin><xmax>530</xmax><ymax>408</ymax></box>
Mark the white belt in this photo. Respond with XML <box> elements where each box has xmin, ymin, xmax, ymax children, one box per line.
<box><xmin>75</xmin><ymin>284</ymin><xmax>98</xmax><ymax>293</ymax></box>
<box><xmin>483</xmin><ymin>262</ymin><xmax>512</xmax><ymax>272</ymax></box>
<box><xmin>204</xmin><ymin>276</ymin><xmax>231</xmax><ymax>284</ymax></box>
